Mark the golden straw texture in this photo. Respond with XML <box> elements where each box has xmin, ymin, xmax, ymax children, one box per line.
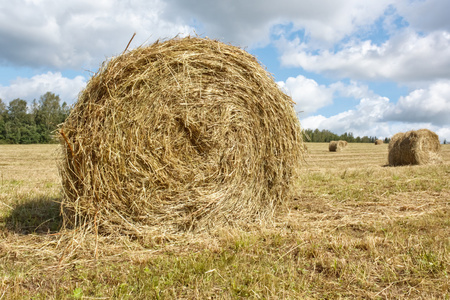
<box><xmin>58</xmin><ymin>37</ymin><xmax>305</xmax><ymax>236</ymax></box>
<box><xmin>388</xmin><ymin>129</ymin><xmax>441</xmax><ymax>166</ymax></box>
<box><xmin>329</xmin><ymin>140</ymin><xmax>347</xmax><ymax>152</ymax></box>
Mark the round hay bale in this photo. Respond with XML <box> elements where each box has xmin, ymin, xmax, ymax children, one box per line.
<box><xmin>339</xmin><ymin>140</ymin><xmax>348</xmax><ymax>148</ymax></box>
<box><xmin>329</xmin><ymin>140</ymin><xmax>346</xmax><ymax>152</ymax></box>
<box><xmin>58</xmin><ymin>36</ymin><xmax>305</xmax><ymax>235</ymax></box>
<box><xmin>388</xmin><ymin>129</ymin><xmax>441</xmax><ymax>166</ymax></box>
<box><xmin>329</xmin><ymin>141</ymin><xmax>340</xmax><ymax>152</ymax></box>
<box><xmin>375</xmin><ymin>139</ymin><xmax>384</xmax><ymax>145</ymax></box>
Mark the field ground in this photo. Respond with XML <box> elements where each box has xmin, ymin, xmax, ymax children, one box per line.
<box><xmin>0</xmin><ymin>143</ymin><xmax>449</xmax><ymax>299</ymax></box>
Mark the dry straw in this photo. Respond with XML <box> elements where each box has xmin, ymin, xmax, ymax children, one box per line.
<box><xmin>329</xmin><ymin>141</ymin><xmax>340</xmax><ymax>152</ymax></box>
<box><xmin>58</xmin><ymin>36</ymin><xmax>305</xmax><ymax>237</ymax></box>
<box><xmin>388</xmin><ymin>129</ymin><xmax>441</xmax><ymax>166</ymax></box>
<box><xmin>329</xmin><ymin>140</ymin><xmax>347</xmax><ymax>152</ymax></box>
<box><xmin>375</xmin><ymin>139</ymin><xmax>384</xmax><ymax>145</ymax></box>
<box><xmin>340</xmin><ymin>140</ymin><xmax>348</xmax><ymax>147</ymax></box>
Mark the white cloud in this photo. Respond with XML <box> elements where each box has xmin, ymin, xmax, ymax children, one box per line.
<box><xmin>396</xmin><ymin>0</ymin><xmax>450</xmax><ymax>32</ymax></box>
<box><xmin>329</xmin><ymin>80</ymin><xmax>374</xmax><ymax>99</ymax></box>
<box><xmin>301</xmin><ymin>96</ymin><xmax>390</xmax><ymax>136</ymax></box>
<box><xmin>0</xmin><ymin>72</ymin><xmax>86</xmax><ymax>105</ymax></box>
<box><xmin>277</xmin><ymin>75</ymin><xmax>333</xmax><ymax>114</ymax></box>
<box><xmin>300</xmin><ymin>94</ymin><xmax>450</xmax><ymax>142</ymax></box>
<box><xmin>0</xmin><ymin>0</ymin><xmax>193</xmax><ymax>69</ymax></box>
<box><xmin>279</xmin><ymin>30</ymin><xmax>450</xmax><ymax>83</ymax></box>
<box><xmin>383</xmin><ymin>80</ymin><xmax>450</xmax><ymax>126</ymax></box>
<box><xmin>298</xmin><ymin>79</ymin><xmax>450</xmax><ymax>142</ymax></box>
<box><xmin>436</xmin><ymin>127</ymin><xmax>450</xmax><ymax>143</ymax></box>
<box><xmin>278</xmin><ymin>77</ymin><xmax>376</xmax><ymax>116</ymax></box>
<box><xmin>163</xmin><ymin>0</ymin><xmax>393</xmax><ymax>48</ymax></box>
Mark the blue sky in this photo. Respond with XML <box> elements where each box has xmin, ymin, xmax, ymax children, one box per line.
<box><xmin>1</xmin><ymin>0</ymin><xmax>449</xmax><ymax>142</ymax></box>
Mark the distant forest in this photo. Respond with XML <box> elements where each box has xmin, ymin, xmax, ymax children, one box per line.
<box><xmin>303</xmin><ymin>129</ymin><xmax>390</xmax><ymax>144</ymax></box>
<box><xmin>0</xmin><ymin>92</ymin><xmax>70</xmax><ymax>144</ymax></box>
<box><xmin>0</xmin><ymin>92</ymin><xmax>388</xmax><ymax>144</ymax></box>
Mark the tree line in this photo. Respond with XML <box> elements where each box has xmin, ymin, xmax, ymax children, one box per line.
<box><xmin>303</xmin><ymin>128</ymin><xmax>389</xmax><ymax>144</ymax></box>
<box><xmin>0</xmin><ymin>92</ymin><xmax>389</xmax><ymax>145</ymax></box>
<box><xmin>0</xmin><ymin>92</ymin><xmax>70</xmax><ymax>144</ymax></box>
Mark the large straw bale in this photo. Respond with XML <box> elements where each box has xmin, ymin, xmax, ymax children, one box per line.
<box><xmin>375</xmin><ymin>139</ymin><xmax>384</xmax><ymax>145</ymax></box>
<box><xmin>388</xmin><ymin>129</ymin><xmax>441</xmax><ymax>166</ymax></box>
<box><xmin>58</xmin><ymin>36</ymin><xmax>305</xmax><ymax>235</ymax></box>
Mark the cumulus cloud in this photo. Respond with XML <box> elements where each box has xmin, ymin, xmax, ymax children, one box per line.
<box><xmin>298</xmin><ymin>79</ymin><xmax>450</xmax><ymax>142</ymax></box>
<box><xmin>383</xmin><ymin>80</ymin><xmax>450</xmax><ymax>126</ymax></box>
<box><xmin>163</xmin><ymin>0</ymin><xmax>393</xmax><ymax>47</ymax></box>
<box><xmin>277</xmin><ymin>75</ymin><xmax>333</xmax><ymax>114</ymax></box>
<box><xmin>329</xmin><ymin>80</ymin><xmax>374</xmax><ymax>99</ymax></box>
<box><xmin>0</xmin><ymin>72</ymin><xmax>86</xmax><ymax>105</ymax></box>
<box><xmin>396</xmin><ymin>0</ymin><xmax>450</xmax><ymax>32</ymax></box>
<box><xmin>278</xmin><ymin>30</ymin><xmax>450</xmax><ymax>83</ymax></box>
<box><xmin>300</xmin><ymin>94</ymin><xmax>449</xmax><ymax>142</ymax></box>
<box><xmin>278</xmin><ymin>77</ymin><xmax>375</xmax><ymax>116</ymax></box>
<box><xmin>0</xmin><ymin>0</ymin><xmax>193</xmax><ymax>69</ymax></box>
<box><xmin>301</xmin><ymin>96</ymin><xmax>390</xmax><ymax>136</ymax></box>
<box><xmin>436</xmin><ymin>127</ymin><xmax>450</xmax><ymax>143</ymax></box>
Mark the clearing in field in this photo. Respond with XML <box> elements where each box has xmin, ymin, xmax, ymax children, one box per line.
<box><xmin>0</xmin><ymin>143</ymin><xmax>449</xmax><ymax>299</ymax></box>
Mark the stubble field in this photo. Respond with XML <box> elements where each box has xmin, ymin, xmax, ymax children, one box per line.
<box><xmin>0</xmin><ymin>142</ymin><xmax>449</xmax><ymax>299</ymax></box>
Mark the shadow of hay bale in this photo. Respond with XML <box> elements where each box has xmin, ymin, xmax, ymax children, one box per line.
<box><xmin>1</xmin><ymin>196</ymin><xmax>62</xmax><ymax>234</ymax></box>
<box><xmin>58</xmin><ymin>36</ymin><xmax>306</xmax><ymax>236</ymax></box>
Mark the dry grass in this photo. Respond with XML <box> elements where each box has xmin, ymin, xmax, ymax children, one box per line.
<box><xmin>59</xmin><ymin>36</ymin><xmax>305</xmax><ymax>238</ymax></box>
<box><xmin>0</xmin><ymin>143</ymin><xmax>449</xmax><ymax>299</ymax></box>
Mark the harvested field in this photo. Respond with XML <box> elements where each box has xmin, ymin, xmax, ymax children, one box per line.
<box><xmin>307</xmin><ymin>142</ymin><xmax>390</xmax><ymax>169</ymax></box>
<box><xmin>0</xmin><ymin>143</ymin><xmax>449</xmax><ymax>299</ymax></box>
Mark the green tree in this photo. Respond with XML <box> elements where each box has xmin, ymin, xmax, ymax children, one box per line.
<box><xmin>0</xmin><ymin>93</ymin><xmax>71</xmax><ymax>144</ymax></box>
<box><xmin>6</xmin><ymin>99</ymin><xmax>30</xmax><ymax>143</ymax></box>
<box><xmin>7</xmin><ymin>98</ymin><xmax>28</xmax><ymax>123</ymax></box>
<box><xmin>34</xmin><ymin>92</ymin><xmax>66</xmax><ymax>143</ymax></box>
<box><xmin>0</xmin><ymin>99</ymin><xmax>7</xmax><ymax>142</ymax></box>
<box><xmin>360</xmin><ymin>136</ymin><xmax>371</xmax><ymax>143</ymax></box>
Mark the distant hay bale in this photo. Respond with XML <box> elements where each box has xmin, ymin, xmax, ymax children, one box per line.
<box><xmin>329</xmin><ymin>140</ymin><xmax>347</xmax><ymax>152</ymax></box>
<box><xmin>329</xmin><ymin>141</ymin><xmax>340</xmax><ymax>152</ymax></box>
<box><xmin>58</xmin><ymin>36</ymin><xmax>305</xmax><ymax>235</ymax></box>
<box><xmin>375</xmin><ymin>139</ymin><xmax>384</xmax><ymax>145</ymax></box>
<box><xmin>388</xmin><ymin>129</ymin><xmax>441</xmax><ymax>166</ymax></box>
<box><xmin>339</xmin><ymin>140</ymin><xmax>348</xmax><ymax>148</ymax></box>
